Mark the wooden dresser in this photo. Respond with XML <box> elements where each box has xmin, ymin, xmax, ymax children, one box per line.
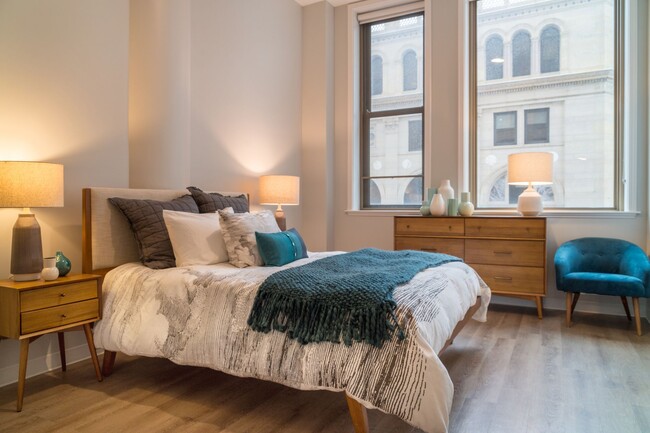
<box><xmin>394</xmin><ymin>216</ymin><xmax>547</xmax><ymax>318</ymax></box>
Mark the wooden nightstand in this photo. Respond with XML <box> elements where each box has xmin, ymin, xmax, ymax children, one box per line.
<box><xmin>0</xmin><ymin>274</ymin><xmax>103</xmax><ymax>411</ymax></box>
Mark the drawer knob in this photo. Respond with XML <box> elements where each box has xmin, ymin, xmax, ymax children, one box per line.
<box><xmin>61</xmin><ymin>314</ymin><xmax>67</xmax><ymax>319</ymax></box>
<box><xmin>60</xmin><ymin>293</ymin><xmax>66</xmax><ymax>298</ymax></box>
<box><xmin>406</xmin><ymin>224</ymin><xmax>411</xmax><ymax>229</ymax></box>
<box><xmin>494</xmin><ymin>276</ymin><xmax>513</xmax><ymax>281</ymax></box>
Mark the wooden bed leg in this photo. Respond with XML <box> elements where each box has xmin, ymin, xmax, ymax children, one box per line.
<box><xmin>346</xmin><ymin>395</ymin><xmax>369</xmax><ymax>433</ymax></box>
<box><xmin>102</xmin><ymin>350</ymin><xmax>117</xmax><ymax>377</ymax></box>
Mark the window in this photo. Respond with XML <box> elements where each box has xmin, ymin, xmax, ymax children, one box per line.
<box><xmin>540</xmin><ymin>26</ymin><xmax>560</xmax><ymax>73</ymax></box>
<box><xmin>403</xmin><ymin>50</ymin><xmax>418</xmax><ymax>91</ymax></box>
<box><xmin>408</xmin><ymin>119</ymin><xmax>422</xmax><ymax>151</ymax></box>
<box><xmin>472</xmin><ymin>0</ymin><xmax>619</xmax><ymax>210</ymax></box>
<box><xmin>371</xmin><ymin>55</ymin><xmax>383</xmax><ymax>95</ymax></box>
<box><xmin>361</xmin><ymin>12</ymin><xmax>424</xmax><ymax>209</ymax></box>
<box><xmin>485</xmin><ymin>35</ymin><xmax>504</xmax><ymax>80</ymax></box>
<box><xmin>512</xmin><ymin>30</ymin><xmax>531</xmax><ymax>77</ymax></box>
<box><xmin>525</xmin><ymin>108</ymin><xmax>549</xmax><ymax>144</ymax></box>
<box><xmin>494</xmin><ymin>111</ymin><xmax>517</xmax><ymax>146</ymax></box>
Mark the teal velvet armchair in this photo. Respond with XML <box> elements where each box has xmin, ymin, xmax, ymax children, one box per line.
<box><xmin>554</xmin><ymin>237</ymin><xmax>650</xmax><ymax>335</ymax></box>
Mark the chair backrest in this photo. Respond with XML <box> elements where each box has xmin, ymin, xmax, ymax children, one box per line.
<box><xmin>559</xmin><ymin>237</ymin><xmax>642</xmax><ymax>274</ymax></box>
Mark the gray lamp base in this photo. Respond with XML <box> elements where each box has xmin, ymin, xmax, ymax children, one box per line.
<box><xmin>10</xmin><ymin>213</ymin><xmax>44</xmax><ymax>282</ymax></box>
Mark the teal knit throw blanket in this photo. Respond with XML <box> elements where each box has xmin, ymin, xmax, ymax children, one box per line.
<box><xmin>247</xmin><ymin>248</ymin><xmax>462</xmax><ymax>347</ymax></box>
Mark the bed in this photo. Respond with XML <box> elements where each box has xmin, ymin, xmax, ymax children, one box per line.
<box><xmin>82</xmin><ymin>187</ymin><xmax>490</xmax><ymax>433</ymax></box>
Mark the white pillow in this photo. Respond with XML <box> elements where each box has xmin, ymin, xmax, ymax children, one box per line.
<box><xmin>218</xmin><ymin>209</ymin><xmax>280</xmax><ymax>268</ymax></box>
<box><xmin>162</xmin><ymin>208</ymin><xmax>233</xmax><ymax>267</ymax></box>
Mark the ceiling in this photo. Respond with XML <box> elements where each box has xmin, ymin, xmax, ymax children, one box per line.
<box><xmin>294</xmin><ymin>0</ymin><xmax>358</xmax><ymax>7</ymax></box>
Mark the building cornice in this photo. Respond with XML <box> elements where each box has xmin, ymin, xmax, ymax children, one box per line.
<box><xmin>478</xmin><ymin>69</ymin><xmax>613</xmax><ymax>96</ymax></box>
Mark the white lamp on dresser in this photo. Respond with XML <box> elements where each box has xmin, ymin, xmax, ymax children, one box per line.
<box><xmin>507</xmin><ymin>152</ymin><xmax>553</xmax><ymax>216</ymax></box>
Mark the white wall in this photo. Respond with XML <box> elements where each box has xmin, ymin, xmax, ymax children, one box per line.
<box><xmin>330</xmin><ymin>0</ymin><xmax>649</xmax><ymax>318</ymax></box>
<box><xmin>189</xmin><ymin>0</ymin><xmax>303</xmax><ymax>226</ymax></box>
<box><xmin>0</xmin><ymin>0</ymin><xmax>129</xmax><ymax>386</ymax></box>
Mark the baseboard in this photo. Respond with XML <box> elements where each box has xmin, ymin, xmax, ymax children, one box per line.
<box><xmin>0</xmin><ymin>343</ymin><xmax>104</xmax><ymax>388</ymax></box>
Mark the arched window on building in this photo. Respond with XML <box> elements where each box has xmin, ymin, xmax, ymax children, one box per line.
<box><xmin>489</xmin><ymin>172</ymin><xmax>555</xmax><ymax>205</ymax></box>
<box><xmin>403</xmin><ymin>177</ymin><xmax>422</xmax><ymax>204</ymax></box>
<box><xmin>485</xmin><ymin>35</ymin><xmax>504</xmax><ymax>80</ymax></box>
<box><xmin>512</xmin><ymin>30</ymin><xmax>531</xmax><ymax>77</ymax></box>
<box><xmin>371</xmin><ymin>55</ymin><xmax>383</xmax><ymax>95</ymax></box>
<box><xmin>540</xmin><ymin>26</ymin><xmax>560</xmax><ymax>73</ymax></box>
<box><xmin>403</xmin><ymin>50</ymin><xmax>417</xmax><ymax>91</ymax></box>
<box><xmin>369</xmin><ymin>179</ymin><xmax>382</xmax><ymax>205</ymax></box>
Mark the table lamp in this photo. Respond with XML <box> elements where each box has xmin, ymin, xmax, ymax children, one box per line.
<box><xmin>259</xmin><ymin>175</ymin><xmax>299</xmax><ymax>231</ymax></box>
<box><xmin>507</xmin><ymin>152</ymin><xmax>553</xmax><ymax>216</ymax></box>
<box><xmin>0</xmin><ymin>162</ymin><xmax>64</xmax><ymax>281</ymax></box>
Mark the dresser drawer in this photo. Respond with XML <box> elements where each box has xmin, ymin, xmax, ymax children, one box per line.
<box><xmin>20</xmin><ymin>281</ymin><xmax>98</xmax><ymax>312</ymax></box>
<box><xmin>471</xmin><ymin>264</ymin><xmax>545</xmax><ymax>295</ymax></box>
<box><xmin>395</xmin><ymin>237</ymin><xmax>465</xmax><ymax>258</ymax></box>
<box><xmin>465</xmin><ymin>218</ymin><xmax>545</xmax><ymax>239</ymax></box>
<box><xmin>465</xmin><ymin>239</ymin><xmax>544</xmax><ymax>267</ymax></box>
<box><xmin>21</xmin><ymin>299</ymin><xmax>99</xmax><ymax>334</ymax></box>
<box><xmin>395</xmin><ymin>217</ymin><xmax>464</xmax><ymax>236</ymax></box>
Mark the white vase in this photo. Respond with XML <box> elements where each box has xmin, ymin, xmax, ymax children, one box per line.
<box><xmin>42</xmin><ymin>257</ymin><xmax>59</xmax><ymax>281</ymax></box>
<box><xmin>429</xmin><ymin>193</ymin><xmax>446</xmax><ymax>217</ymax></box>
<box><xmin>438</xmin><ymin>179</ymin><xmax>454</xmax><ymax>202</ymax></box>
<box><xmin>458</xmin><ymin>192</ymin><xmax>475</xmax><ymax>217</ymax></box>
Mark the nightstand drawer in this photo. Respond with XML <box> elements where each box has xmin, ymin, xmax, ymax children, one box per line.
<box><xmin>471</xmin><ymin>264</ymin><xmax>545</xmax><ymax>294</ymax></box>
<box><xmin>20</xmin><ymin>281</ymin><xmax>98</xmax><ymax>312</ymax></box>
<box><xmin>465</xmin><ymin>239</ymin><xmax>544</xmax><ymax>267</ymax></box>
<box><xmin>395</xmin><ymin>217</ymin><xmax>464</xmax><ymax>236</ymax></box>
<box><xmin>21</xmin><ymin>299</ymin><xmax>99</xmax><ymax>334</ymax></box>
<box><xmin>465</xmin><ymin>218</ymin><xmax>545</xmax><ymax>239</ymax></box>
<box><xmin>395</xmin><ymin>237</ymin><xmax>465</xmax><ymax>258</ymax></box>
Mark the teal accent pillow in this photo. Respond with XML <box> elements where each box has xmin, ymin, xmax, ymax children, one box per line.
<box><xmin>255</xmin><ymin>228</ymin><xmax>308</xmax><ymax>266</ymax></box>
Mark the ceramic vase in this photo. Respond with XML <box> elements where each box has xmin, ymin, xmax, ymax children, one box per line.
<box><xmin>429</xmin><ymin>193</ymin><xmax>446</xmax><ymax>217</ymax></box>
<box><xmin>438</xmin><ymin>179</ymin><xmax>454</xmax><ymax>202</ymax></box>
<box><xmin>42</xmin><ymin>257</ymin><xmax>59</xmax><ymax>281</ymax></box>
<box><xmin>458</xmin><ymin>192</ymin><xmax>475</xmax><ymax>217</ymax></box>
<box><xmin>420</xmin><ymin>200</ymin><xmax>431</xmax><ymax>216</ymax></box>
<box><xmin>56</xmin><ymin>250</ymin><xmax>71</xmax><ymax>277</ymax></box>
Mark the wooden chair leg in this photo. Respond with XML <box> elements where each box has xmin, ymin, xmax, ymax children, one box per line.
<box><xmin>102</xmin><ymin>350</ymin><xmax>117</xmax><ymax>377</ymax></box>
<box><xmin>632</xmin><ymin>297</ymin><xmax>642</xmax><ymax>336</ymax></box>
<box><xmin>346</xmin><ymin>395</ymin><xmax>369</xmax><ymax>433</ymax></box>
<box><xmin>570</xmin><ymin>292</ymin><xmax>580</xmax><ymax>315</ymax></box>
<box><xmin>57</xmin><ymin>332</ymin><xmax>67</xmax><ymax>372</ymax></box>
<box><xmin>566</xmin><ymin>292</ymin><xmax>572</xmax><ymax>326</ymax></box>
<box><xmin>620</xmin><ymin>296</ymin><xmax>632</xmax><ymax>321</ymax></box>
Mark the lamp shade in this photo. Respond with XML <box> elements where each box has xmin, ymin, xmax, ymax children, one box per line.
<box><xmin>259</xmin><ymin>175</ymin><xmax>300</xmax><ymax>205</ymax></box>
<box><xmin>507</xmin><ymin>152</ymin><xmax>553</xmax><ymax>185</ymax></box>
<box><xmin>0</xmin><ymin>161</ymin><xmax>64</xmax><ymax>208</ymax></box>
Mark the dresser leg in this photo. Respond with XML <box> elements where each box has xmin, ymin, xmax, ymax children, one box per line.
<box><xmin>535</xmin><ymin>296</ymin><xmax>543</xmax><ymax>319</ymax></box>
<box><xmin>83</xmin><ymin>324</ymin><xmax>103</xmax><ymax>382</ymax></box>
<box><xmin>57</xmin><ymin>332</ymin><xmax>67</xmax><ymax>372</ymax></box>
<box><xmin>17</xmin><ymin>339</ymin><xmax>30</xmax><ymax>412</ymax></box>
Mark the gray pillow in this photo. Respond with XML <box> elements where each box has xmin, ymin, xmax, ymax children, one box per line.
<box><xmin>187</xmin><ymin>186</ymin><xmax>249</xmax><ymax>213</ymax></box>
<box><xmin>109</xmin><ymin>195</ymin><xmax>199</xmax><ymax>269</ymax></box>
<box><xmin>218</xmin><ymin>209</ymin><xmax>280</xmax><ymax>268</ymax></box>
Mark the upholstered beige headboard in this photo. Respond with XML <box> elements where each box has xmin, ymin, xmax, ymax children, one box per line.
<box><xmin>82</xmin><ymin>187</ymin><xmax>245</xmax><ymax>276</ymax></box>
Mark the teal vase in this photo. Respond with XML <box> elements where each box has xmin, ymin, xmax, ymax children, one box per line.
<box><xmin>55</xmin><ymin>251</ymin><xmax>71</xmax><ymax>277</ymax></box>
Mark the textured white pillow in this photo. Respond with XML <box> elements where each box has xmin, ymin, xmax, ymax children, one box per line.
<box><xmin>218</xmin><ymin>209</ymin><xmax>280</xmax><ymax>268</ymax></box>
<box><xmin>162</xmin><ymin>208</ymin><xmax>232</xmax><ymax>267</ymax></box>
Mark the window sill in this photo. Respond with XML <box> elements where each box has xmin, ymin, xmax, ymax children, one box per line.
<box><xmin>345</xmin><ymin>209</ymin><xmax>640</xmax><ymax>219</ymax></box>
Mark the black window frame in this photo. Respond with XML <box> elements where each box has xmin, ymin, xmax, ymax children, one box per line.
<box><xmin>360</xmin><ymin>12</ymin><xmax>424</xmax><ymax>210</ymax></box>
<box><xmin>524</xmin><ymin>108</ymin><xmax>550</xmax><ymax>144</ymax></box>
<box><xmin>493</xmin><ymin>111</ymin><xmax>517</xmax><ymax>146</ymax></box>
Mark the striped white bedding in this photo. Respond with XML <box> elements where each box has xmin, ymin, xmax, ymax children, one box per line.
<box><xmin>93</xmin><ymin>252</ymin><xmax>490</xmax><ymax>433</ymax></box>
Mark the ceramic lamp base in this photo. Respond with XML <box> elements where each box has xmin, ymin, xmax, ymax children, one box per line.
<box><xmin>517</xmin><ymin>185</ymin><xmax>543</xmax><ymax>216</ymax></box>
<box><xmin>10</xmin><ymin>212</ymin><xmax>43</xmax><ymax>281</ymax></box>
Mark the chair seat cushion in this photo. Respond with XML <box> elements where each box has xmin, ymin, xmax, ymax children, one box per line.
<box><xmin>563</xmin><ymin>272</ymin><xmax>645</xmax><ymax>297</ymax></box>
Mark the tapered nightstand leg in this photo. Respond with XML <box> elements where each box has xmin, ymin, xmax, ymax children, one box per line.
<box><xmin>83</xmin><ymin>324</ymin><xmax>103</xmax><ymax>382</ymax></box>
<box><xmin>57</xmin><ymin>332</ymin><xmax>67</xmax><ymax>372</ymax></box>
<box><xmin>17</xmin><ymin>339</ymin><xmax>30</xmax><ymax>412</ymax></box>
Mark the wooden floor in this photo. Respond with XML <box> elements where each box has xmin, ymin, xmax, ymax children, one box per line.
<box><xmin>1</xmin><ymin>305</ymin><xmax>649</xmax><ymax>433</ymax></box>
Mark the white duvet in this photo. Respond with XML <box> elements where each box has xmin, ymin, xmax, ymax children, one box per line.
<box><xmin>94</xmin><ymin>252</ymin><xmax>490</xmax><ymax>433</ymax></box>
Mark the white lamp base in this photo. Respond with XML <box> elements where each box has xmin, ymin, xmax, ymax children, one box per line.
<box><xmin>517</xmin><ymin>184</ymin><xmax>544</xmax><ymax>216</ymax></box>
<box><xmin>274</xmin><ymin>205</ymin><xmax>287</xmax><ymax>231</ymax></box>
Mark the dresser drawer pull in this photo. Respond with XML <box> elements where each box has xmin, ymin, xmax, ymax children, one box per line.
<box><xmin>493</xmin><ymin>251</ymin><xmax>513</xmax><ymax>255</ymax></box>
<box><xmin>61</xmin><ymin>314</ymin><xmax>67</xmax><ymax>319</ymax></box>
<box><xmin>421</xmin><ymin>248</ymin><xmax>438</xmax><ymax>252</ymax></box>
<box><xmin>494</xmin><ymin>276</ymin><xmax>513</xmax><ymax>281</ymax></box>
<box><xmin>60</xmin><ymin>293</ymin><xmax>66</xmax><ymax>298</ymax></box>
